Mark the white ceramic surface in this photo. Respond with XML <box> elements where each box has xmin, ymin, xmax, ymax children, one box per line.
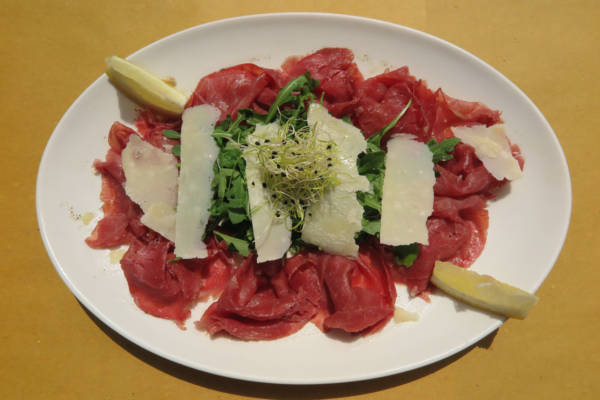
<box><xmin>36</xmin><ymin>13</ymin><xmax>571</xmax><ymax>384</ymax></box>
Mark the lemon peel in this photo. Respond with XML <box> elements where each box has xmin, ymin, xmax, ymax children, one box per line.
<box><xmin>105</xmin><ymin>56</ymin><xmax>188</xmax><ymax>117</ymax></box>
<box><xmin>431</xmin><ymin>261</ymin><xmax>538</xmax><ymax>319</ymax></box>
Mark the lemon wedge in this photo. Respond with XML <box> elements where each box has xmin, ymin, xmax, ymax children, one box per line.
<box><xmin>431</xmin><ymin>261</ymin><xmax>538</xmax><ymax>319</ymax></box>
<box><xmin>105</xmin><ymin>56</ymin><xmax>188</xmax><ymax>117</ymax></box>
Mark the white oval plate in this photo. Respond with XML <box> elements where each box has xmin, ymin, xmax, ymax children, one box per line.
<box><xmin>37</xmin><ymin>13</ymin><xmax>571</xmax><ymax>384</ymax></box>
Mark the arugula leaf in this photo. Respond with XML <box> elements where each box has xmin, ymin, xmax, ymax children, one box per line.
<box><xmin>171</xmin><ymin>145</ymin><xmax>181</xmax><ymax>157</ymax></box>
<box><xmin>427</xmin><ymin>137</ymin><xmax>461</xmax><ymax>164</ymax></box>
<box><xmin>392</xmin><ymin>243</ymin><xmax>420</xmax><ymax>267</ymax></box>
<box><xmin>227</xmin><ymin>209</ymin><xmax>247</xmax><ymax>224</ymax></box>
<box><xmin>356</xmin><ymin>191</ymin><xmax>381</xmax><ymax>212</ymax></box>
<box><xmin>215</xmin><ymin>231</ymin><xmax>250</xmax><ymax>257</ymax></box>
<box><xmin>357</xmin><ymin>151</ymin><xmax>385</xmax><ymax>175</ymax></box>
<box><xmin>162</xmin><ymin>129</ymin><xmax>181</xmax><ymax>139</ymax></box>
<box><xmin>361</xmin><ymin>219</ymin><xmax>381</xmax><ymax>236</ymax></box>
<box><xmin>265</xmin><ymin>72</ymin><xmax>319</xmax><ymax>125</ymax></box>
<box><xmin>211</xmin><ymin>111</ymin><xmax>256</xmax><ymax>147</ymax></box>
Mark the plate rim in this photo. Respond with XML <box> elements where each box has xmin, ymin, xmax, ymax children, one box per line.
<box><xmin>36</xmin><ymin>12</ymin><xmax>572</xmax><ymax>385</ymax></box>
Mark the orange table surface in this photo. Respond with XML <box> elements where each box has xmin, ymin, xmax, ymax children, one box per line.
<box><xmin>2</xmin><ymin>1</ymin><xmax>598</xmax><ymax>399</ymax></box>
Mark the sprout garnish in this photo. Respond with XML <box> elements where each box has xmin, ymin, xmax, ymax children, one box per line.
<box><xmin>245</xmin><ymin>119</ymin><xmax>339</xmax><ymax>229</ymax></box>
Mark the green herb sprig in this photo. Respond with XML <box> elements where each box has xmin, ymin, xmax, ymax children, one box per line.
<box><xmin>427</xmin><ymin>137</ymin><xmax>461</xmax><ymax>164</ymax></box>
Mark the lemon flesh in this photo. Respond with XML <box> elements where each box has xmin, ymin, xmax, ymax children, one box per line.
<box><xmin>105</xmin><ymin>56</ymin><xmax>188</xmax><ymax>117</ymax></box>
<box><xmin>431</xmin><ymin>261</ymin><xmax>538</xmax><ymax>319</ymax></box>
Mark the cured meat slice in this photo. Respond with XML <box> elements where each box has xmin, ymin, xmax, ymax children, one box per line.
<box><xmin>186</xmin><ymin>64</ymin><xmax>284</xmax><ymax>120</ymax></box>
<box><xmin>197</xmin><ymin>256</ymin><xmax>321</xmax><ymax>340</ymax></box>
<box><xmin>198</xmin><ymin>247</ymin><xmax>397</xmax><ymax>339</ymax></box>
<box><xmin>93</xmin><ymin>122</ymin><xmax>136</xmax><ymax>183</ymax></box>
<box><xmin>431</xmin><ymin>91</ymin><xmax>501</xmax><ymax>141</ymax></box>
<box><xmin>352</xmin><ymin>67</ymin><xmax>502</xmax><ymax>144</ymax></box>
<box><xmin>85</xmin><ymin>173</ymin><xmax>145</xmax><ymax>248</ymax></box>
<box><xmin>107</xmin><ymin>121</ymin><xmax>136</xmax><ymax>152</ymax></box>
<box><xmin>353</xmin><ymin>67</ymin><xmax>433</xmax><ymax>141</ymax></box>
<box><xmin>320</xmin><ymin>247</ymin><xmax>396</xmax><ymax>334</ymax></box>
<box><xmin>434</xmin><ymin>143</ymin><xmax>504</xmax><ymax>198</ymax></box>
<box><xmin>135</xmin><ymin>109</ymin><xmax>181</xmax><ymax>150</ymax></box>
<box><xmin>121</xmin><ymin>237</ymin><xmax>233</xmax><ymax>325</ymax></box>
<box><xmin>120</xmin><ymin>238</ymin><xmax>199</xmax><ymax>324</ymax></box>
<box><xmin>283</xmin><ymin>48</ymin><xmax>363</xmax><ymax>117</ymax></box>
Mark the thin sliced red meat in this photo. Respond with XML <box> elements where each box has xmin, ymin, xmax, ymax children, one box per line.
<box><xmin>321</xmin><ymin>247</ymin><xmax>396</xmax><ymax>334</ymax></box>
<box><xmin>352</xmin><ymin>67</ymin><xmax>502</xmax><ymax>144</ymax></box>
<box><xmin>107</xmin><ymin>121</ymin><xmax>136</xmax><ymax>152</ymax></box>
<box><xmin>85</xmin><ymin>215</ymin><xmax>129</xmax><ymax>249</ymax></box>
<box><xmin>93</xmin><ymin>149</ymin><xmax>125</xmax><ymax>183</ymax></box>
<box><xmin>431</xmin><ymin>91</ymin><xmax>501</xmax><ymax>141</ymax></box>
<box><xmin>85</xmin><ymin>174</ymin><xmax>145</xmax><ymax>248</ymax></box>
<box><xmin>197</xmin><ymin>255</ymin><xmax>320</xmax><ymax>340</ymax></box>
<box><xmin>120</xmin><ymin>238</ymin><xmax>198</xmax><ymax>324</ymax></box>
<box><xmin>283</xmin><ymin>48</ymin><xmax>363</xmax><ymax>117</ymax></box>
<box><xmin>353</xmin><ymin>67</ymin><xmax>434</xmax><ymax>141</ymax></box>
<box><xmin>134</xmin><ymin>109</ymin><xmax>181</xmax><ymax>150</ymax></box>
<box><xmin>91</xmin><ymin>122</ymin><xmax>136</xmax><ymax>184</ymax></box>
<box><xmin>186</xmin><ymin>64</ymin><xmax>283</xmax><ymax>120</ymax></box>
<box><xmin>198</xmin><ymin>246</ymin><xmax>396</xmax><ymax>339</ymax></box>
<box><xmin>434</xmin><ymin>143</ymin><xmax>506</xmax><ymax>198</ymax></box>
<box><xmin>120</xmin><ymin>237</ymin><xmax>234</xmax><ymax>326</ymax></box>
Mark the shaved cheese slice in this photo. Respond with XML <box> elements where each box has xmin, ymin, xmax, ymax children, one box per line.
<box><xmin>143</xmin><ymin>203</ymin><xmax>178</xmax><ymax>241</ymax></box>
<box><xmin>380</xmin><ymin>135</ymin><xmax>435</xmax><ymax>246</ymax></box>
<box><xmin>245</xmin><ymin>123</ymin><xmax>292</xmax><ymax>263</ymax></box>
<box><xmin>121</xmin><ymin>134</ymin><xmax>178</xmax><ymax>241</ymax></box>
<box><xmin>174</xmin><ymin>105</ymin><xmax>221</xmax><ymax>259</ymax></box>
<box><xmin>301</xmin><ymin>103</ymin><xmax>368</xmax><ymax>257</ymax></box>
<box><xmin>301</xmin><ymin>189</ymin><xmax>364</xmax><ymax>257</ymax></box>
<box><xmin>393</xmin><ymin>306</ymin><xmax>419</xmax><ymax>322</ymax></box>
<box><xmin>306</xmin><ymin>103</ymin><xmax>370</xmax><ymax>192</ymax></box>
<box><xmin>452</xmin><ymin>124</ymin><xmax>522</xmax><ymax>181</ymax></box>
